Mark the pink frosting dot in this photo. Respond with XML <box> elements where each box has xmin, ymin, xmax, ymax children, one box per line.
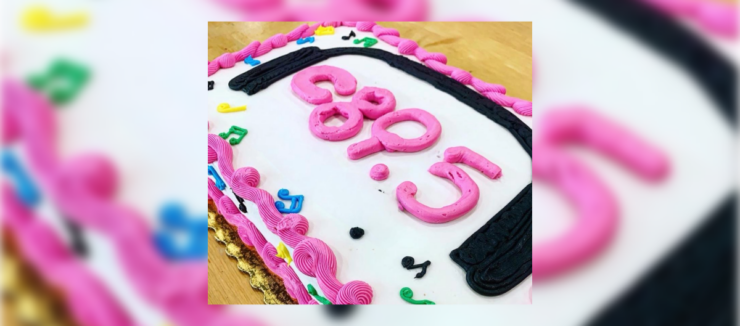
<box><xmin>369</xmin><ymin>164</ymin><xmax>389</xmax><ymax>181</ymax></box>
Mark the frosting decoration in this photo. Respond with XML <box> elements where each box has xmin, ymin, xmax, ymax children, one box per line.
<box><xmin>399</xmin><ymin>287</ymin><xmax>435</xmax><ymax>305</ymax></box>
<box><xmin>291</xmin><ymin>65</ymin><xmax>357</xmax><ymax>105</ymax></box>
<box><xmin>369</xmin><ymin>163</ymin><xmax>389</xmax><ymax>181</ymax></box>
<box><xmin>348</xmin><ymin>108</ymin><xmax>442</xmax><ymax>160</ymax></box>
<box><xmin>297</xmin><ymin>36</ymin><xmax>315</xmax><ymax>45</ymax></box>
<box><xmin>308</xmin><ymin>102</ymin><xmax>364</xmax><ymax>141</ymax></box>
<box><xmin>216</xmin><ymin>103</ymin><xmax>247</xmax><ymax>113</ymax></box>
<box><xmin>353</xmin><ymin>37</ymin><xmax>378</xmax><ymax>48</ymax></box>
<box><xmin>244</xmin><ymin>55</ymin><xmax>261</xmax><ymax>66</ymax></box>
<box><xmin>219</xmin><ymin>125</ymin><xmax>248</xmax><ymax>145</ymax></box>
<box><xmin>443</xmin><ymin>146</ymin><xmax>502</xmax><ymax>179</ymax></box>
<box><xmin>274</xmin><ymin>188</ymin><xmax>305</xmax><ymax>214</ymax></box>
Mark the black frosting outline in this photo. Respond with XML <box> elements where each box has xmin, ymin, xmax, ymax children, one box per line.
<box><xmin>228</xmin><ymin>46</ymin><xmax>532</xmax><ymax>296</ymax></box>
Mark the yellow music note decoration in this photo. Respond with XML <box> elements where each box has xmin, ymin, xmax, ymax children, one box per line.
<box><xmin>276</xmin><ymin>242</ymin><xmax>293</xmax><ymax>265</ymax></box>
<box><xmin>216</xmin><ymin>103</ymin><xmax>246</xmax><ymax>113</ymax></box>
<box><xmin>22</xmin><ymin>6</ymin><xmax>89</xmax><ymax>32</ymax></box>
<box><xmin>315</xmin><ymin>25</ymin><xmax>335</xmax><ymax>36</ymax></box>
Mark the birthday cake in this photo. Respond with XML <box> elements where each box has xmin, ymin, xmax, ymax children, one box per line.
<box><xmin>207</xmin><ymin>22</ymin><xmax>533</xmax><ymax>304</ymax></box>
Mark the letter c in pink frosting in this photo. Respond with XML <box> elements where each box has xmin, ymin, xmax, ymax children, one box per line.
<box><xmin>347</xmin><ymin>108</ymin><xmax>441</xmax><ymax>160</ymax></box>
<box><xmin>396</xmin><ymin>162</ymin><xmax>480</xmax><ymax>224</ymax></box>
<box><xmin>291</xmin><ymin>65</ymin><xmax>357</xmax><ymax>105</ymax></box>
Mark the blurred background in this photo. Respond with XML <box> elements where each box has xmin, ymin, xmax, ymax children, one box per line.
<box><xmin>1</xmin><ymin>0</ymin><xmax>736</xmax><ymax>325</ymax></box>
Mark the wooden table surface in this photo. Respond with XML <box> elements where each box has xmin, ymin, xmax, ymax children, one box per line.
<box><xmin>207</xmin><ymin>22</ymin><xmax>532</xmax><ymax>305</ymax></box>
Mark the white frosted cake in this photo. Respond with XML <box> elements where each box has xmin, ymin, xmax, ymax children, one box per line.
<box><xmin>207</xmin><ymin>22</ymin><xmax>533</xmax><ymax>304</ymax></box>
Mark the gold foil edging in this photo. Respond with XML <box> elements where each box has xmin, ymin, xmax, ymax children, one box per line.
<box><xmin>208</xmin><ymin>200</ymin><xmax>296</xmax><ymax>305</ymax></box>
<box><xmin>3</xmin><ymin>231</ymin><xmax>80</xmax><ymax>326</ymax></box>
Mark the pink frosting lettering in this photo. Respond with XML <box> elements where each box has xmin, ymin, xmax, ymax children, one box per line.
<box><xmin>443</xmin><ymin>146</ymin><xmax>502</xmax><ymax>179</ymax></box>
<box><xmin>351</xmin><ymin>86</ymin><xmax>396</xmax><ymax>119</ymax></box>
<box><xmin>291</xmin><ymin>65</ymin><xmax>357</xmax><ymax>105</ymax></box>
<box><xmin>308</xmin><ymin>102</ymin><xmax>364</xmax><ymax>141</ymax></box>
<box><xmin>347</xmin><ymin>108</ymin><xmax>441</xmax><ymax>160</ymax></box>
<box><xmin>396</xmin><ymin>162</ymin><xmax>480</xmax><ymax>224</ymax></box>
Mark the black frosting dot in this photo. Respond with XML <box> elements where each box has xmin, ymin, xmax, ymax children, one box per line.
<box><xmin>349</xmin><ymin>227</ymin><xmax>364</xmax><ymax>239</ymax></box>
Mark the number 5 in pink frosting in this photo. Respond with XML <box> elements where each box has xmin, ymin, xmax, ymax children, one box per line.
<box><xmin>396</xmin><ymin>162</ymin><xmax>480</xmax><ymax>224</ymax></box>
<box><xmin>534</xmin><ymin>107</ymin><xmax>669</xmax><ymax>279</ymax></box>
<box><xmin>291</xmin><ymin>65</ymin><xmax>357</xmax><ymax>104</ymax></box>
<box><xmin>347</xmin><ymin>108</ymin><xmax>441</xmax><ymax>160</ymax></box>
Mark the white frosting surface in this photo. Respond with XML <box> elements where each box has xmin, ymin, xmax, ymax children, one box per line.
<box><xmin>208</xmin><ymin>27</ymin><xmax>533</xmax><ymax>304</ymax></box>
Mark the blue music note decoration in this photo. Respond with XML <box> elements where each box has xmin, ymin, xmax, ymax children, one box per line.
<box><xmin>2</xmin><ymin>150</ymin><xmax>40</xmax><ymax>207</ymax></box>
<box><xmin>208</xmin><ymin>165</ymin><xmax>226</xmax><ymax>190</ymax></box>
<box><xmin>153</xmin><ymin>202</ymin><xmax>208</xmax><ymax>260</ymax></box>
<box><xmin>297</xmin><ymin>36</ymin><xmax>315</xmax><ymax>45</ymax></box>
<box><xmin>244</xmin><ymin>55</ymin><xmax>261</xmax><ymax>67</ymax></box>
<box><xmin>274</xmin><ymin>188</ymin><xmax>304</xmax><ymax>214</ymax></box>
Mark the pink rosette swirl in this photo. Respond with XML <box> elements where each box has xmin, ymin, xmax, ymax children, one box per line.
<box><xmin>276</xmin><ymin>213</ymin><xmax>310</xmax><ymax>248</ymax></box>
<box><xmin>335</xmin><ymin>281</ymin><xmax>374</xmax><ymax>305</ymax></box>
<box><xmin>293</xmin><ymin>238</ymin><xmax>373</xmax><ymax>304</ymax></box>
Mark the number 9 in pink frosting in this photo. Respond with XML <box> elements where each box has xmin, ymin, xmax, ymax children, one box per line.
<box><xmin>347</xmin><ymin>108</ymin><xmax>441</xmax><ymax>160</ymax></box>
<box><xmin>291</xmin><ymin>65</ymin><xmax>357</xmax><ymax>105</ymax></box>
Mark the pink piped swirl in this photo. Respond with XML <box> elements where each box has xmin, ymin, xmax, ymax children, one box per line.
<box><xmin>293</xmin><ymin>238</ymin><xmax>373</xmax><ymax>304</ymax></box>
<box><xmin>57</xmin><ymin>154</ymin><xmax>119</xmax><ymax>199</ymax></box>
<box><xmin>208</xmin><ymin>147</ymin><xmax>217</xmax><ymax>164</ymax></box>
<box><xmin>233</xmin><ymin>166</ymin><xmax>261</xmax><ymax>187</ymax></box>
<box><xmin>276</xmin><ymin>213</ymin><xmax>310</xmax><ymax>247</ymax></box>
<box><xmin>336</xmin><ymin>281</ymin><xmax>374</xmax><ymax>305</ymax></box>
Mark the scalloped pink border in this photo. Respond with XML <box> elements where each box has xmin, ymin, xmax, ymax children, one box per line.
<box><xmin>208</xmin><ymin>21</ymin><xmax>532</xmax><ymax>116</ymax></box>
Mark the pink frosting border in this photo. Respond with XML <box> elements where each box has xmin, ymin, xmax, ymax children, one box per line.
<box><xmin>208</xmin><ymin>134</ymin><xmax>373</xmax><ymax>304</ymax></box>
<box><xmin>2</xmin><ymin>80</ymin><xmax>263</xmax><ymax>325</ymax></box>
<box><xmin>3</xmin><ymin>184</ymin><xmax>134</xmax><ymax>326</ymax></box>
<box><xmin>208</xmin><ymin>179</ymin><xmax>317</xmax><ymax>304</ymax></box>
<box><xmin>207</xmin><ymin>21</ymin><xmax>532</xmax><ymax>116</ymax></box>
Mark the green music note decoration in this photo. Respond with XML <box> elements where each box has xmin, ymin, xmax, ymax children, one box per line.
<box><xmin>307</xmin><ymin>284</ymin><xmax>332</xmax><ymax>305</ymax></box>
<box><xmin>27</xmin><ymin>58</ymin><xmax>90</xmax><ymax>105</ymax></box>
<box><xmin>353</xmin><ymin>37</ymin><xmax>378</xmax><ymax>48</ymax></box>
<box><xmin>218</xmin><ymin>125</ymin><xmax>248</xmax><ymax>145</ymax></box>
<box><xmin>400</xmin><ymin>287</ymin><xmax>435</xmax><ymax>305</ymax></box>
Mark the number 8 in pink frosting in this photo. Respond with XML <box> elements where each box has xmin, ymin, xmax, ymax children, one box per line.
<box><xmin>347</xmin><ymin>108</ymin><xmax>441</xmax><ymax>160</ymax></box>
